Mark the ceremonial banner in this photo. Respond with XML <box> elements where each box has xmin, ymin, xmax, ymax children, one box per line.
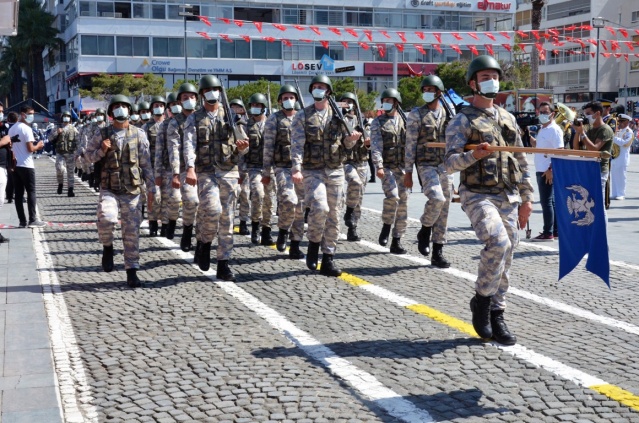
<box><xmin>551</xmin><ymin>157</ymin><xmax>609</xmax><ymax>286</ymax></box>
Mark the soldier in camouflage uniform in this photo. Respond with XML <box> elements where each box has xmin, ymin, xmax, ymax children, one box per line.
<box><xmin>230</xmin><ymin>99</ymin><xmax>251</xmax><ymax>235</ymax></box>
<box><xmin>82</xmin><ymin>109</ymin><xmax>108</xmax><ymax>191</ymax></box>
<box><xmin>291</xmin><ymin>75</ymin><xmax>362</xmax><ymax>277</ymax></box>
<box><xmin>50</xmin><ymin>111</ymin><xmax>80</xmax><ymax>197</ymax></box>
<box><xmin>262</xmin><ymin>85</ymin><xmax>305</xmax><ymax>258</ymax></box>
<box><xmin>243</xmin><ymin>93</ymin><xmax>276</xmax><ymax>246</ymax></box>
<box><xmin>129</xmin><ymin>104</ymin><xmax>142</xmax><ymax>127</ymax></box>
<box><xmin>370</xmin><ymin>88</ymin><xmax>409</xmax><ymax>254</ymax></box>
<box><xmin>154</xmin><ymin>92</ymin><xmax>181</xmax><ymax>238</ymax></box>
<box><xmin>138</xmin><ymin>101</ymin><xmax>152</xmax><ymax>127</ymax></box>
<box><xmin>84</xmin><ymin>94</ymin><xmax>156</xmax><ymax>288</ymax></box>
<box><xmin>445</xmin><ymin>55</ymin><xmax>533</xmax><ymax>345</ymax></box>
<box><xmin>184</xmin><ymin>75</ymin><xmax>249</xmax><ymax>281</ymax></box>
<box><xmin>166</xmin><ymin>83</ymin><xmax>200</xmax><ymax>249</ymax></box>
<box><xmin>340</xmin><ymin>92</ymin><xmax>371</xmax><ymax>242</ymax></box>
<box><xmin>405</xmin><ymin>75</ymin><xmax>453</xmax><ymax>268</ymax></box>
<box><xmin>142</xmin><ymin>96</ymin><xmax>166</xmax><ymax>236</ymax></box>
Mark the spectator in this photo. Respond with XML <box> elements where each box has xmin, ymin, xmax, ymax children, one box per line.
<box><xmin>1</xmin><ymin>105</ymin><xmax>14</xmax><ymax>204</ymax></box>
<box><xmin>0</xmin><ymin>107</ymin><xmax>10</xmax><ymax>243</ymax></box>
<box><xmin>7</xmin><ymin>106</ymin><xmax>46</xmax><ymax>228</ymax></box>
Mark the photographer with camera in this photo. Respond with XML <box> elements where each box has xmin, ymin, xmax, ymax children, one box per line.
<box><xmin>529</xmin><ymin>102</ymin><xmax>563</xmax><ymax>241</ymax></box>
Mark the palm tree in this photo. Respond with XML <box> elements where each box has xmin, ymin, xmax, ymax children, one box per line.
<box><xmin>530</xmin><ymin>0</ymin><xmax>545</xmax><ymax>89</ymax></box>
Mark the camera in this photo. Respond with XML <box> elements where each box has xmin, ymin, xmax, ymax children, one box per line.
<box><xmin>573</xmin><ymin>115</ymin><xmax>585</xmax><ymax>126</ymax></box>
<box><xmin>527</xmin><ymin>125</ymin><xmax>540</xmax><ymax>133</ymax></box>
<box><xmin>10</xmin><ymin>134</ymin><xmax>20</xmax><ymax>143</ymax></box>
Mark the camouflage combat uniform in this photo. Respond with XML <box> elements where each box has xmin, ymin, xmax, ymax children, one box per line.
<box><xmin>50</xmin><ymin>124</ymin><xmax>79</xmax><ymax>189</ymax></box>
<box><xmin>143</xmin><ymin>118</ymin><xmax>163</xmax><ymax>225</ymax></box>
<box><xmin>343</xmin><ymin>113</ymin><xmax>370</xmax><ymax>231</ymax></box>
<box><xmin>244</xmin><ymin>116</ymin><xmax>275</xmax><ymax>232</ymax></box>
<box><xmin>155</xmin><ymin>117</ymin><xmax>180</xmax><ymax>229</ymax></box>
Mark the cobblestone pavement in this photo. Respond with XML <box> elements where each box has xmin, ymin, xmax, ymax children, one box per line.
<box><xmin>25</xmin><ymin>157</ymin><xmax>639</xmax><ymax>422</ymax></box>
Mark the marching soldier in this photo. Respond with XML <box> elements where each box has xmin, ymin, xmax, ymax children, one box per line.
<box><xmin>262</xmin><ymin>85</ymin><xmax>305</xmax><ymax>258</ymax></box>
<box><xmin>340</xmin><ymin>92</ymin><xmax>371</xmax><ymax>242</ymax></box>
<box><xmin>84</xmin><ymin>94</ymin><xmax>155</xmax><ymax>288</ymax></box>
<box><xmin>129</xmin><ymin>104</ymin><xmax>141</xmax><ymax>127</ymax></box>
<box><xmin>291</xmin><ymin>75</ymin><xmax>362</xmax><ymax>276</ymax></box>
<box><xmin>445</xmin><ymin>55</ymin><xmax>533</xmax><ymax>345</ymax></box>
<box><xmin>143</xmin><ymin>95</ymin><xmax>166</xmax><ymax>236</ymax></box>
<box><xmin>370</xmin><ymin>88</ymin><xmax>409</xmax><ymax>254</ymax></box>
<box><xmin>230</xmin><ymin>98</ymin><xmax>251</xmax><ymax>235</ymax></box>
<box><xmin>155</xmin><ymin>92</ymin><xmax>181</xmax><ymax>238</ymax></box>
<box><xmin>184</xmin><ymin>75</ymin><xmax>249</xmax><ymax>281</ymax></box>
<box><xmin>138</xmin><ymin>101</ymin><xmax>152</xmax><ymax>126</ymax></box>
<box><xmin>50</xmin><ymin>111</ymin><xmax>79</xmax><ymax>197</ymax></box>
<box><xmin>166</xmin><ymin>83</ymin><xmax>200</xmax><ymax>249</ymax></box>
<box><xmin>405</xmin><ymin>75</ymin><xmax>453</xmax><ymax>268</ymax></box>
<box><xmin>244</xmin><ymin>92</ymin><xmax>275</xmax><ymax>246</ymax></box>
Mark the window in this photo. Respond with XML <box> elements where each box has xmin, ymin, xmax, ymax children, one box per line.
<box><xmin>220</xmin><ymin>39</ymin><xmax>250</xmax><ymax>58</ymax></box>
<box><xmin>81</xmin><ymin>35</ymin><xmax>114</xmax><ymax>55</ymax></box>
<box><xmin>346</xmin><ymin>8</ymin><xmax>372</xmax><ymax>27</ymax></box>
<box><xmin>314</xmin><ymin>9</ymin><xmax>343</xmax><ymax>26</ymax></box>
<box><xmin>516</xmin><ymin>10</ymin><xmax>531</xmax><ymax>27</ymax></box>
<box><xmin>114</xmin><ymin>2</ymin><xmax>131</xmax><ymax>18</ymax></box>
<box><xmin>234</xmin><ymin>7</ymin><xmax>275</xmax><ymax>23</ymax></box>
<box><xmin>252</xmin><ymin>40</ymin><xmax>282</xmax><ymax>59</ymax></box>
<box><xmin>117</xmin><ymin>36</ymin><xmax>149</xmax><ymax>56</ymax></box>
<box><xmin>632</xmin><ymin>11</ymin><xmax>639</xmax><ymax>22</ymax></box>
<box><xmin>547</xmin><ymin>0</ymin><xmax>590</xmax><ymax>21</ymax></box>
<box><xmin>167</xmin><ymin>5</ymin><xmax>180</xmax><ymax>20</ymax></box>
<box><xmin>151</xmin><ymin>4</ymin><xmax>165</xmax><ymax>19</ymax></box>
<box><xmin>314</xmin><ymin>45</ymin><xmax>343</xmax><ymax>60</ymax></box>
<box><xmin>79</xmin><ymin>1</ymin><xmax>95</xmax><ymax>16</ymax></box>
<box><xmin>494</xmin><ymin>16</ymin><xmax>512</xmax><ymax>31</ymax></box>
<box><xmin>187</xmin><ymin>38</ymin><xmax>217</xmax><ymax>58</ymax></box>
<box><xmin>97</xmin><ymin>2</ymin><xmax>114</xmax><ymax>17</ymax></box>
<box><xmin>282</xmin><ymin>40</ymin><xmax>314</xmax><ymax>60</ymax></box>
<box><xmin>374</xmin><ymin>10</ymin><xmax>401</xmax><ymax>28</ymax></box>
<box><xmin>153</xmin><ymin>37</ymin><xmax>184</xmax><ymax>57</ymax></box>
<box><xmin>132</xmin><ymin>3</ymin><xmax>149</xmax><ymax>18</ymax></box>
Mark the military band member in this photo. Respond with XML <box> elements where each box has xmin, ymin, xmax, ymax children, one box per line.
<box><xmin>340</xmin><ymin>92</ymin><xmax>371</xmax><ymax>242</ymax></box>
<box><xmin>445</xmin><ymin>55</ymin><xmax>533</xmax><ymax>345</ymax></box>
<box><xmin>291</xmin><ymin>75</ymin><xmax>362</xmax><ymax>277</ymax></box>
<box><xmin>230</xmin><ymin>99</ymin><xmax>251</xmax><ymax>235</ymax></box>
<box><xmin>610</xmin><ymin>114</ymin><xmax>634</xmax><ymax>200</ymax></box>
<box><xmin>85</xmin><ymin>95</ymin><xmax>155</xmax><ymax>288</ymax></box>
<box><xmin>404</xmin><ymin>75</ymin><xmax>453</xmax><ymax>268</ymax></box>
<box><xmin>262</xmin><ymin>85</ymin><xmax>305</xmax><ymax>258</ymax></box>
<box><xmin>370</xmin><ymin>88</ymin><xmax>409</xmax><ymax>255</ymax></box>
<box><xmin>50</xmin><ymin>111</ymin><xmax>79</xmax><ymax>197</ymax></box>
<box><xmin>184</xmin><ymin>75</ymin><xmax>249</xmax><ymax>281</ymax></box>
<box><xmin>142</xmin><ymin>95</ymin><xmax>166</xmax><ymax>236</ymax></box>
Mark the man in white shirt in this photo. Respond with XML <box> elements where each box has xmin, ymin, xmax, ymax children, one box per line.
<box><xmin>7</xmin><ymin>106</ymin><xmax>45</xmax><ymax>228</ymax></box>
<box><xmin>530</xmin><ymin>102</ymin><xmax>563</xmax><ymax>241</ymax></box>
<box><xmin>610</xmin><ymin>114</ymin><xmax>634</xmax><ymax>200</ymax></box>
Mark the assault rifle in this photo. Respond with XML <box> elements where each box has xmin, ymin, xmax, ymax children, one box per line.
<box><xmin>294</xmin><ymin>78</ymin><xmax>305</xmax><ymax>109</ymax></box>
<box><xmin>397</xmin><ymin>106</ymin><xmax>407</xmax><ymax>126</ymax></box>
<box><xmin>219</xmin><ymin>84</ymin><xmax>247</xmax><ymax>141</ymax></box>
<box><xmin>327</xmin><ymin>95</ymin><xmax>353</xmax><ymax>137</ymax></box>
<box><xmin>266</xmin><ymin>84</ymin><xmax>272</xmax><ymax>116</ymax></box>
<box><xmin>353</xmin><ymin>98</ymin><xmax>370</xmax><ymax>141</ymax></box>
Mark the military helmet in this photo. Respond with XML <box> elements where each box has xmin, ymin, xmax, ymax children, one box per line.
<box><xmin>130</xmin><ymin>104</ymin><xmax>139</xmax><ymax>113</ymax></box>
<box><xmin>278</xmin><ymin>84</ymin><xmax>298</xmax><ymax>101</ymax></box>
<box><xmin>339</xmin><ymin>92</ymin><xmax>358</xmax><ymax>104</ymax></box>
<box><xmin>150</xmin><ymin>95</ymin><xmax>166</xmax><ymax>106</ymax></box>
<box><xmin>199</xmin><ymin>75</ymin><xmax>222</xmax><ymax>92</ymax></box>
<box><xmin>230</xmin><ymin>98</ymin><xmax>245</xmax><ymax>109</ymax></box>
<box><xmin>466</xmin><ymin>55</ymin><xmax>503</xmax><ymax>83</ymax></box>
<box><xmin>421</xmin><ymin>75</ymin><xmax>445</xmax><ymax>92</ymax></box>
<box><xmin>248</xmin><ymin>93</ymin><xmax>268</xmax><ymax>108</ymax></box>
<box><xmin>137</xmin><ymin>101</ymin><xmax>151</xmax><ymax>111</ymax></box>
<box><xmin>61</xmin><ymin>111</ymin><xmax>72</xmax><ymax>118</ymax></box>
<box><xmin>108</xmin><ymin>94</ymin><xmax>132</xmax><ymax>116</ymax></box>
<box><xmin>177</xmin><ymin>82</ymin><xmax>198</xmax><ymax>98</ymax></box>
<box><xmin>166</xmin><ymin>92</ymin><xmax>178</xmax><ymax>104</ymax></box>
<box><xmin>380</xmin><ymin>88</ymin><xmax>402</xmax><ymax>105</ymax></box>
<box><xmin>95</xmin><ymin>108</ymin><xmax>106</xmax><ymax>116</ymax></box>
<box><xmin>308</xmin><ymin>75</ymin><xmax>333</xmax><ymax>94</ymax></box>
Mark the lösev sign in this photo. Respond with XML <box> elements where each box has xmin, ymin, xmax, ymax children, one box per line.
<box><xmin>407</xmin><ymin>0</ymin><xmax>513</xmax><ymax>12</ymax></box>
<box><xmin>284</xmin><ymin>55</ymin><xmax>363</xmax><ymax>76</ymax></box>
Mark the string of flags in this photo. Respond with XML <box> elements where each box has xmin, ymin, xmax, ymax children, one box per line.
<box><xmin>193</xmin><ymin>16</ymin><xmax>639</xmax><ymax>62</ymax></box>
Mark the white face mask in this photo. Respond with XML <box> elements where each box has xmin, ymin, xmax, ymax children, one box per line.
<box><xmin>140</xmin><ymin>112</ymin><xmax>151</xmax><ymax>120</ymax></box>
<box><xmin>91</xmin><ymin>118</ymin><xmax>97</xmax><ymax>123</ymax></box>
<box><xmin>586</xmin><ymin>114</ymin><xmax>596</xmax><ymax>125</ymax></box>
<box><xmin>381</xmin><ymin>102</ymin><xmax>394</xmax><ymax>113</ymax></box>
<box><xmin>25</xmin><ymin>114</ymin><xmax>35</xmax><ymax>124</ymax></box>
<box><xmin>343</xmin><ymin>104</ymin><xmax>353</xmax><ymax>113</ymax></box>
<box><xmin>477</xmin><ymin>79</ymin><xmax>500</xmax><ymax>98</ymax></box>
<box><xmin>538</xmin><ymin>113</ymin><xmax>551</xmax><ymax>125</ymax></box>
<box><xmin>96</xmin><ymin>115</ymin><xmax>104</xmax><ymax>122</ymax></box>
<box><xmin>204</xmin><ymin>90</ymin><xmax>220</xmax><ymax>103</ymax></box>
<box><xmin>182</xmin><ymin>98</ymin><xmax>197</xmax><ymax>110</ymax></box>
<box><xmin>311</xmin><ymin>89</ymin><xmax>326</xmax><ymax>101</ymax></box>
<box><xmin>422</xmin><ymin>92</ymin><xmax>437</xmax><ymax>103</ymax></box>
<box><xmin>113</xmin><ymin>107</ymin><xmax>129</xmax><ymax>119</ymax></box>
<box><xmin>250</xmin><ymin>107</ymin><xmax>263</xmax><ymax>115</ymax></box>
<box><xmin>282</xmin><ymin>99</ymin><xmax>296</xmax><ymax>110</ymax></box>
<box><xmin>170</xmin><ymin>104</ymin><xmax>182</xmax><ymax>114</ymax></box>
<box><xmin>62</xmin><ymin>117</ymin><xmax>71</xmax><ymax>123</ymax></box>
<box><xmin>130</xmin><ymin>114</ymin><xmax>140</xmax><ymax>121</ymax></box>
<box><xmin>153</xmin><ymin>107</ymin><xmax>165</xmax><ymax>116</ymax></box>
<box><xmin>0</xmin><ymin>113</ymin><xmax>4</xmax><ymax>121</ymax></box>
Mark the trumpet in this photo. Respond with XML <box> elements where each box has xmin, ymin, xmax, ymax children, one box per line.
<box><xmin>554</xmin><ymin>102</ymin><xmax>576</xmax><ymax>126</ymax></box>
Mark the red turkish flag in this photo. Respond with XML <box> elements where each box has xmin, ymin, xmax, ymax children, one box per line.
<box><xmin>310</xmin><ymin>26</ymin><xmax>321</xmax><ymax>35</ymax></box>
<box><xmin>433</xmin><ymin>33</ymin><xmax>442</xmax><ymax>43</ymax></box>
<box><xmin>468</xmin><ymin>33</ymin><xmax>479</xmax><ymax>40</ymax></box>
<box><xmin>611</xmin><ymin>40</ymin><xmax>620</xmax><ymax>51</ymax></box>
<box><xmin>535</xmin><ymin>43</ymin><xmax>544</xmax><ymax>53</ymax></box>
<box><xmin>320</xmin><ymin>40</ymin><xmax>329</xmax><ymax>49</ymax></box>
<box><xmin>581</xmin><ymin>25</ymin><xmax>592</xmax><ymax>30</ymax></box>
<box><xmin>565</xmin><ymin>25</ymin><xmax>577</xmax><ymax>31</ymax></box>
<box><xmin>341</xmin><ymin>41</ymin><xmax>349</xmax><ymax>49</ymax></box>
<box><xmin>415</xmin><ymin>31</ymin><xmax>425</xmax><ymax>40</ymax></box>
<box><xmin>433</xmin><ymin>44</ymin><xmax>443</xmax><ymax>53</ymax></box>
<box><xmin>452</xmin><ymin>32</ymin><xmax>463</xmax><ymax>40</ymax></box>
<box><xmin>531</xmin><ymin>30</ymin><xmax>540</xmax><ymax>40</ymax></box>
<box><xmin>380</xmin><ymin>30</ymin><xmax>391</xmax><ymax>39</ymax></box>
<box><xmin>539</xmin><ymin>49</ymin><xmax>546</xmax><ymax>61</ymax></box>
<box><xmin>262</xmin><ymin>36</ymin><xmax>276</xmax><ymax>43</ymax></box>
<box><xmin>198</xmin><ymin>16</ymin><xmax>211</xmax><ymax>27</ymax></box>
<box><xmin>240</xmin><ymin>35</ymin><xmax>250</xmax><ymax>43</ymax></box>
<box><xmin>498</xmin><ymin>31</ymin><xmax>510</xmax><ymax>40</ymax></box>
<box><xmin>234</xmin><ymin>20</ymin><xmax>243</xmax><ymax>27</ymax></box>
<box><xmin>218</xmin><ymin>17</ymin><xmax>230</xmax><ymax>24</ymax></box>
<box><xmin>547</xmin><ymin>29</ymin><xmax>559</xmax><ymax>36</ymax></box>
<box><xmin>196</xmin><ymin>31</ymin><xmax>211</xmax><ymax>40</ymax></box>
<box><xmin>613</xmin><ymin>53</ymin><xmax>622</xmax><ymax>58</ymax></box>
<box><xmin>517</xmin><ymin>44</ymin><xmax>527</xmax><ymax>53</ymax></box>
<box><xmin>624</xmin><ymin>54</ymin><xmax>629</xmax><ymax>62</ymax></box>
<box><xmin>625</xmin><ymin>41</ymin><xmax>635</xmax><ymax>51</ymax></box>
<box><xmin>358</xmin><ymin>41</ymin><xmax>370</xmax><ymax>50</ymax></box>
<box><xmin>587</xmin><ymin>39</ymin><xmax>597</xmax><ymax>46</ymax></box>
<box><xmin>515</xmin><ymin>30</ymin><xmax>528</xmax><ymax>38</ymax></box>
<box><xmin>253</xmin><ymin>21</ymin><xmax>262</xmax><ymax>33</ymax></box>
<box><xmin>329</xmin><ymin>27</ymin><xmax>341</xmax><ymax>36</ymax></box>
<box><xmin>376</xmin><ymin>44</ymin><xmax>386</xmax><ymax>58</ymax></box>
<box><xmin>605</xmin><ymin>26</ymin><xmax>616</xmax><ymax>36</ymax></box>
<box><xmin>415</xmin><ymin>44</ymin><xmax>425</xmax><ymax>55</ymax></box>
<box><xmin>484</xmin><ymin>44</ymin><xmax>494</xmax><ymax>55</ymax></box>
<box><xmin>363</xmin><ymin>30</ymin><xmax>373</xmax><ymax>41</ymax></box>
<box><xmin>282</xmin><ymin>39</ymin><xmax>292</xmax><ymax>47</ymax></box>
<box><xmin>619</xmin><ymin>29</ymin><xmax>628</xmax><ymax>38</ymax></box>
<box><xmin>602</xmin><ymin>52</ymin><xmax>611</xmax><ymax>58</ymax></box>
<box><xmin>300</xmin><ymin>39</ymin><xmax>312</xmax><ymax>43</ymax></box>
<box><xmin>600</xmin><ymin>40</ymin><xmax>608</xmax><ymax>51</ymax></box>
<box><xmin>468</xmin><ymin>45</ymin><xmax>479</xmax><ymax>55</ymax></box>
<box><xmin>450</xmin><ymin>44</ymin><xmax>462</xmax><ymax>54</ymax></box>
<box><xmin>345</xmin><ymin>28</ymin><xmax>358</xmax><ymax>38</ymax></box>
<box><xmin>502</xmin><ymin>44</ymin><xmax>512</xmax><ymax>52</ymax></box>
<box><xmin>395</xmin><ymin>43</ymin><xmax>404</xmax><ymax>52</ymax></box>
<box><xmin>591</xmin><ymin>52</ymin><xmax>595</xmax><ymax>58</ymax></box>
<box><xmin>397</xmin><ymin>32</ymin><xmax>406</xmax><ymax>43</ymax></box>
<box><xmin>220</xmin><ymin>34</ymin><xmax>233</xmax><ymax>43</ymax></box>
<box><xmin>293</xmin><ymin>25</ymin><xmax>305</xmax><ymax>31</ymax></box>
<box><xmin>485</xmin><ymin>33</ymin><xmax>496</xmax><ymax>41</ymax></box>
<box><xmin>272</xmin><ymin>23</ymin><xmax>286</xmax><ymax>31</ymax></box>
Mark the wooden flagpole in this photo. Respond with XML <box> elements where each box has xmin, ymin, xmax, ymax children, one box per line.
<box><xmin>427</xmin><ymin>143</ymin><xmax>608</xmax><ymax>159</ymax></box>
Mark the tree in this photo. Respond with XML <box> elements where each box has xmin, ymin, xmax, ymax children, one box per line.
<box><xmin>226</xmin><ymin>79</ymin><xmax>280</xmax><ymax>110</ymax></box>
<box><xmin>500</xmin><ymin>60</ymin><xmax>532</xmax><ymax>90</ymax></box>
<box><xmin>80</xmin><ymin>73</ymin><xmax>167</xmax><ymax>103</ymax></box>
<box><xmin>171</xmin><ymin>78</ymin><xmax>200</xmax><ymax>92</ymax></box>
<box><xmin>331</xmin><ymin>77</ymin><xmax>378</xmax><ymax>113</ymax></box>
<box><xmin>530</xmin><ymin>0</ymin><xmax>546</xmax><ymax>89</ymax></box>
<box><xmin>436</xmin><ymin>61</ymin><xmax>471</xmax><ymax>96</ymax></box>
<box><xmin>397</xmin><ymin>76</ymin><xmax>424</xmax><ymax>110</ymax></box>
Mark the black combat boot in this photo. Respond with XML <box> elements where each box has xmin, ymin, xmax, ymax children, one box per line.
<box><xmin>141</xmin><ymin>203</ymin><xmax>145</xmax><ymax>220</ymax></box>
<box><xmin>389</xmin><ymin>237</ymin><xmax>407</xmax><ymax>254</ymax></box>
<box><xmin>160</xmin><ymin>223</ymin><xmax>167</xmax><ymax>237</ymax></box>
<box><xmin>319</xmin><ymin>254</ymin><xmax>342</xmax><ymax>277</ymax></box>
<box><xmin>87</xmin><ymin>173</ymin><xmax>94</xmax><ymax>188</ymax></box>
<box><xmin>431</xmin><ymin>243</ymin><xmax>450</xmax><ymax>268</ymax></box>
<box><xmin>343</xmin><ymin>207</ymin><xmax>355</xmax><ymax>228</ymax></box>
<box><xmin>238</xmin><ymin>220</ymin><xmax>250</xmax><ymax>235</ymax></box>
<box><xmin>193</xmin><ymin>240</ymin><xmax>202</xmax><ymax>264</ymax></box>
<box><xmin>166</xmin><ymin>220</ymin><xmax>177</xmax><ymax>239</ymax></box>
<box><xmin>276</xmin><ymin>229</ymin><xmax>288</xmax><ymax>252</ymax></box>
<box><xmin>216</xmin><ymin>260</ymin><xmax>236</xmax><ymax>282</ymax></box>
<box><xmin>198</xmin><ymin>242</ymin><xmax>212</xmax><ymax>271</ymax></box>
<box><xmin>304</xmin><ymin>207</ymin><xmax>310</xmax><ymax>223</ymax></box>
<box><xmin>417</xmin><ymin>225</ymin><xmax>432</xmax><ymax>256</ymax></box>
<box><xmin>57</xmin><ymin>184</ymin><xmax>63</xmax><ymax>195</ymax></box>
<box><xmin>260</xmin><ymin>226</ymin><xmax>275</xmax><ymax>246</ymax></box>
<box><xmin>180</xmin><ymin>224</ymin><xmax>193</xmax><ymax>252</ymax></box>
<box><xmin>250</xmin><ymin>221</ymin><xmax>260</xmax><ymax>244</ymax></box>
<box><xmin>148</xmin><ymin>221</ymin><xmax>158</xmax><ymax>237</ymax></box>
<box><xmin>102</xmin><ymin>245</ymin><xmax>114</xmax><ymax>272</ymax></box>
<box><xmin>490</xmin><ymin>310</ymin><xmax>517</xmax><ymax>345</ymax></box>
<box><xmin>78</xmin><ymin>169</ymin><xmax>83</xmax><ymax>179</ymax></box>
<box><xmin>81</xmin><ymin>171</ymin><xmax>89</xmax><ymax>182</ymax></box>
<box><xmin>67</xmin><ymin>187</ymin><xmax>75</xmax><ymax>197</ymax></box>
<box><xmin>347</xmin><ymin>226</ymin><xmax>361</xmax><ymax>242</ymax></box>
<box><xmin>289</xmin><ymin>240</ymin><xmax>305</xmax><ymax>259</ymax></box>
<box><xmin>126</xmin><ymin>269</ymin><xmax>141</xmax><ymax>288</ymax></box>
<box><xmin>306</xmin><ymin>241</ymin><xmax>320</xmax><ymax>270</ymax></box>
<box><xmin>470</xmin><ymin>292</ymin><xmax>493</xmax><ymax>339</ymax></box>
<box><xmin>378</xmin><ymin>224</ymin><xmax>391</xmax><ymax>246</ymax></box>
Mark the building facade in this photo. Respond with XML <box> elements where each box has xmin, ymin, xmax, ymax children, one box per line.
<box><xmin>44</xmin><ymin>0</ymin><xmax>516</xmax><ymax>113</ymax></box>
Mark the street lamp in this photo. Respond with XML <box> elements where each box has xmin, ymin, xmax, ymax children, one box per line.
<box><xmin>592</xmin><ymin>17</ymin><xmax>606</xmax><ymax>100</ymax></box>
<box><xmin>179</xmin><ymin>4</ymin><xmax>197</xmax><ymax>82</ymax></box>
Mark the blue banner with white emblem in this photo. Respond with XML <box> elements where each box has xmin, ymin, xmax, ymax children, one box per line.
<box><xmin>551</xmin><ymin>157</ymin><xmax>609</xmax><ymax>286</ymax></box>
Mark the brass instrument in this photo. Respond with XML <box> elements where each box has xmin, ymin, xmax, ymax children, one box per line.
<box><xmin>554</xmin><ymin>102</ymin><xmax>575</xmax><ymax>126</ymax></box>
